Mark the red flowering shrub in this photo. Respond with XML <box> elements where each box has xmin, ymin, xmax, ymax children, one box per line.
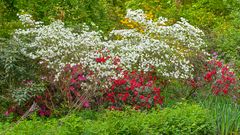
<box><xmin>188</xmin><ymin>57</ymin><xmax>237</xmax><ymax>96</ymax></box>
<box><xmin>205</xmin><ymin>59</ymin><xmax>237</xmax><ymax>95</ymax></box>
<box><xmin>102</xmin><ymin>69</ymin><xmax>164</xmax><ymax>110</ymax></box>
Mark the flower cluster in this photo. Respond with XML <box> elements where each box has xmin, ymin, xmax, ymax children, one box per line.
<box><xmin>204</xmin><ymin>59</ymin><xmax>236</xmax><ymax>95</ymax></box>
<box><xmin>107</xmin><ymin>9</ymin><xmax>207</xmax><ymax>79</ymax></box>
<box><xmin>82</xmin><ymin>48</ymin><xmax>121</xmax><ymax>79</ymax></box>
<box><xmin>14</xmin><ymin>18</ymin><xmax>103</xmax><ymax>81</ymax></box>
<box><xmin>102</xmin><ymin>69</ymin><xmax>163</xmax><ymax>110</ymax></box>
<box><xmin>17</xmin><ymin>13</ymin><xmax>43</xmax><ymax>27</ymax></box>
<box><xmin>57</xmin><ymin>52</ymin><xmax>163</xmax><ymax>110</ymax></box>
<box><xmin>58</xmin><ymin>64</ymin><xmax>93</xmax><ymax>108</ymax></box>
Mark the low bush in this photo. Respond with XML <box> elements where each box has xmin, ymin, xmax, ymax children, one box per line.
<box><xmin>0</xmin><ymin>103</ymin><xmax>215</xmax><ymax>135</ymax></box>
<box><xmin>186</xmin><ymin>55</ymin><xmax>238</xmax><ymax>101</ymax></box>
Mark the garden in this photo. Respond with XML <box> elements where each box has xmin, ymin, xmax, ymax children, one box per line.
<box><xmin>0</xmin><ymin>0</ymin><xmax>240</xmax><ymax>134</ymax></box>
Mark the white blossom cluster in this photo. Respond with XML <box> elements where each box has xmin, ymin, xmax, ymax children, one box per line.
<box><xmin>14</xmin><ymin>17</ymin><xmax>104</xmax><ymax>80</ymax></box>
<box><xmin>107</xmin><ymin>9</ymin><xmax>207</xmax><ymax>79</ymax></box>
<box><xmin>14</xmin><ymin>9</ymin><xmax>207</xmax><ymax>80</ymax></box>
<box><xmin>17</xmin><ymin>13</ymin><xmax>43</xmax><ymax>27</ymax></box>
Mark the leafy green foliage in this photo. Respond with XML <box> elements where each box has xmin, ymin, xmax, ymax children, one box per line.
<box><xmin>12</xmin><ymin>83</ymin><xmax>46</xmax><ymax>106</ymax></box>
<box><xmin>213</xmin><ymin>11</ymin><xmax>240</xmax><ymax>72</ymax></box>
<box><xmin>0</xmin><ymin>103</ymin><xmax>215</xmax><ymax>134</ymax></box>
<box><xmin>200</xmin><ymin>96</ymin><xmax>240</xmax><ymax>135</ymax></box>
<box><xmin>0</xmin><ymin>0</ymin><xmax>128</xmax><ymax>36</ymax></box>
<box><xmin>0</xmin><ymin>38</ymin><xmax>41</xmax><ymax>112</ymax></box>
<box><xmin>0</xmin><ymin>39</ymin><xmax>39</xmax><ymax>87</ymax></box>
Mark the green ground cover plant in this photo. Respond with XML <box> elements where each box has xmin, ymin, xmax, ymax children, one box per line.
<box><xmin>0</xmin><ymin>103</ymin><xmax>215</xmax><ymax>135</ymax></box>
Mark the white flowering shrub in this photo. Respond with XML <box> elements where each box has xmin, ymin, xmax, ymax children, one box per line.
<box><xmin>14</xmin><ymin>14</ymin><xmax>105</xmax><ymax>80</ymax></box>
<box><xmin>14</xmin><ymin>9</ymin><xmax>207</xmax><ymax>81</ymax></box>
<box><xmin>106</xmin><ymin>9</ymin><xmax>207</xmax><ymax>79</ymax></box>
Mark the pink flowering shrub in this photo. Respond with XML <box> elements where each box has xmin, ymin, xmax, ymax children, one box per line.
<box><xmin>57</xmin><ymin>64</ymin><xmax>92</xmax><ymax>108</ymax></box>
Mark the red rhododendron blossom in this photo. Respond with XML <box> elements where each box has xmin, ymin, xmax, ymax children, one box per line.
<box><xmin>140</xmin><ymin>95</ymin><xmax>145</xmax><ymax>100</ymax></box>
<box><xmin>195</xmin><ymin>58</ymin><xmax>238</xmax><ymax>95</ymax></box>
<box><xmin>70</xmin><ymin>78</ymin><xmax>77</xmax><ymax>83</ymax></box>
<box><xmin>101</xmin><ymin>69</ymin><xmax>164</xmax><ymax>110</ymax></box>
<box><xmin>95</xmin><ymin>57</ymin><xmax>107</xmax><ymax>63</ymax></box>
